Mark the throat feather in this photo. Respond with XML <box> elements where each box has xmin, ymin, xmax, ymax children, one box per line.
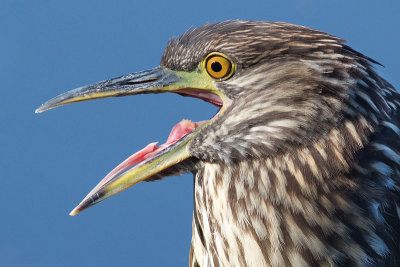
<box><xmin>191</xmin><ymin>117</ymin><xmax>382</xmax><ymax>266</ymax></box>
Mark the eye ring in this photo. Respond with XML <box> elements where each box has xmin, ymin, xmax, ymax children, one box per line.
<box><xmin>203</xmin><ymin>53</ymin><xmax>235</xmax><ymax>81</ymax></box>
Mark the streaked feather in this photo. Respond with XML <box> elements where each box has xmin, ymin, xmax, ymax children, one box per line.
<box><xmin>161</xmin><ymin>21</ymin><xmax>400</xmax><ymax>266</ymax></box>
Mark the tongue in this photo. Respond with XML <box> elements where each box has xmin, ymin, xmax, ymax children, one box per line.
<box><xmin>92</xmin><ymin>120</ymin><xmax>202</xmax><ymax>191</ymax></box>
<box><xmin>166</xmin><ymin>119</ymin><xmax>199</xmax><ymax>144</ymax></box>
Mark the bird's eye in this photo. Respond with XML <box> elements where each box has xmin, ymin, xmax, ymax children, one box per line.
<box><xmin>204</xmin><ymin>53</ymin><xmax>234</xmax><ymax>80</ymax></box>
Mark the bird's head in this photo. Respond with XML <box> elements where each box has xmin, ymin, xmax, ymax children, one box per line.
<box><xmin>36</xmin><ymin>21</ymin><xmax>382</xmax><ymax>215</ymax></box>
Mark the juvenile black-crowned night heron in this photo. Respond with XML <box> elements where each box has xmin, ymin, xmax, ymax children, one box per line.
<box><xmin>36</xmin><ymin>21</ymin><xmax>399</xmax><ymax>266</ymax></box>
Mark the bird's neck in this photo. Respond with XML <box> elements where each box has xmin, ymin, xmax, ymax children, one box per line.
<box><xmin>192</xmin><ymin>116</ymin><xmax>381</xmax><ymax>266</ymax></box>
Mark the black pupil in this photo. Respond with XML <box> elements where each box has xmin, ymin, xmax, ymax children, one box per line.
<box><xmin>211</xmin><ymin>61</ymin><xmax>222</xmax><ymax>72</ymax></box>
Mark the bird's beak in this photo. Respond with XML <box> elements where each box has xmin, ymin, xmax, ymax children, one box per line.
<box><xmin>36</xmin><ymin>66</ymin><xmax>224</xmax><ymax>216</ymax></box>
<box><xmin>36</xmin><ymin>66</ymin><xmax>219</xmax><ymax>113</ymax></box>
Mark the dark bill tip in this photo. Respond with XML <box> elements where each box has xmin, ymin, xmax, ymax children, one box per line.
<box><xmin>69</xmin><ymin>189</ymin><xmax>107</xmax><ymax>216</ymax></box>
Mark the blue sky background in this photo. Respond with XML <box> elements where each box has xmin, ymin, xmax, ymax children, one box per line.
<box><xmin>1</xmin><ymin>0</ymin><xmax>399</xmax><ymax>266</ymax></box>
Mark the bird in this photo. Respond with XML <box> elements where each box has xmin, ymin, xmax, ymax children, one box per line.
<box><xmin>36</xmin><ymin>20</ymin><xmax>400</xmax><ymax>266</ymax></box>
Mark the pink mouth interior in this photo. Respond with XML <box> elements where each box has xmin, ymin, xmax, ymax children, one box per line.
<box><xmin>89</xmin><ymin>89</ymin><xmax>223</xmax><ymax>193</ymax></box>
<box><xmin>177</xmin><ymin>89</ymin><xmax>223</xmax><ymax>107</ymax></box>
<box><xmin>90</xmin><ymin>119</ymin><xmax>205</xmax><ymax>192</ymax></box>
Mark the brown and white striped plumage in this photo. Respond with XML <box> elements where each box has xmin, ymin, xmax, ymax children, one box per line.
<box><xmin>162</xmin><ymin>21</ymin><xmax>400</xmax><ymax>266</ymax></box>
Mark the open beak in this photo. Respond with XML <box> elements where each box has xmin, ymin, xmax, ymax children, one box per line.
<box><xmin>36</xmin><ymin>66</ymin><xmax>225</xmax><ymax>216</ymax></box>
